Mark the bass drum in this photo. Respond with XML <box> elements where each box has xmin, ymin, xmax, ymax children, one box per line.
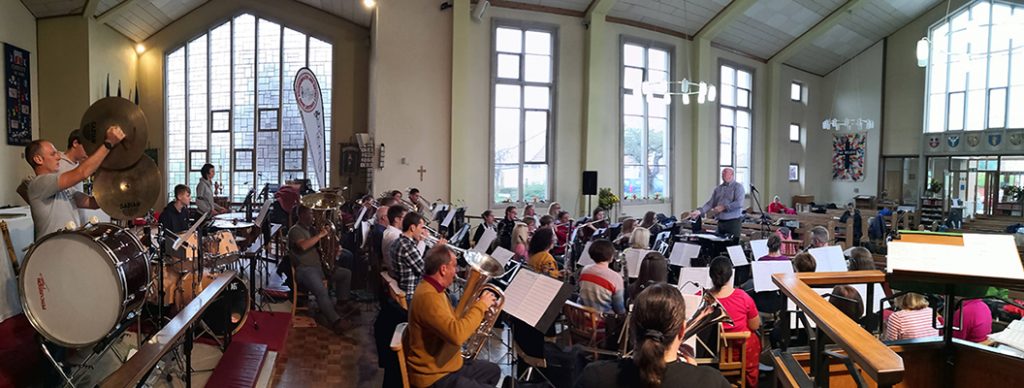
<box><xmin>176</xmin><ymin>272</ymin><xmax>250</xmax><ymax>336</ymax></box>
<box><xmin>19</xmin><ymin>223</ymin><xmax>149</xmax><ymax>347</ymax></box>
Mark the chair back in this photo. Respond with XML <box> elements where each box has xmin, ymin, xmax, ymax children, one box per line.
<box><xmin>390</xmin><ymin>323</ymin><xmax>410</xmax><ymax>388</ymax></box>
<box><xmin>718</xmin><ymin>328</ymin><xmax>751</xmax><ymax>388</ymax></box>
<box><xmin>779</xmin><ymin>239</ymin><xmax>802</xmax><ymax>257</ymax></box>
<box><xmin>381</xmin><ymin>271</ymin><xmax>408</xmax><ymax>311</ymax></box>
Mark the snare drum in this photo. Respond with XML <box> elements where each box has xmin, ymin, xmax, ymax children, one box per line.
<box><xmin>19</xmin><ymin>223</ymin><xmax>149</xmax><ymax>347</ymax></box>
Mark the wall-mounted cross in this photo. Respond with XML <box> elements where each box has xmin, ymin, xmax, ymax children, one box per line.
<box><xmin>417</xmin><ymin>165</ymin><xmax>427</xmax><ymax>181</ymax></box>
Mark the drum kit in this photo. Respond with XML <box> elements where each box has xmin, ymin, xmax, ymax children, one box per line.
<box><xmin>13</xmin><ymin>97</ymin><xmax>254</xmax><ymax>385</ymax></box>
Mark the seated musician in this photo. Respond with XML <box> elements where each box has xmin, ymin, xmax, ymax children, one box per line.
<box><xmin>808</xmin><ymin>226</ymin><xmax>830</xmax><ymax>249</ymax></box>
<box><xmin>552</xmin><ymin>210</ymin><xmax>572</xmax><ymax>256</ymax></box>
<box><xmin>471</xmin><ymin>210</ymin><xmax>496</xmax><ymax>249</ymax></box>
<box><xmin>883</xmin><ymin>293</ymin><xmax>937</xmax><ymax>341</ymax></box>
<box><xmin>758</xmin><ymin>234</ymin><xmax>789</xmax><ymax>261</ymax></box>
<box><xmin>708</xmin><ymin>257</ymin><xmax>761</xmax><ymax>388</ymax></box>
<box><xmin>847</xmin><ymin>246</ymin><xmax>874</xmax><ymax>270</ymax></box>
<box><xmin>628</xmin><ymin>252</ymin><xmax>668</xmax><ymax>302</ymax></box>
<box><xmin>390</xmin><ymin>212</ymin><xmax>430</xmax><ymax>305</ymax></box>
<box><xmin>511</xmin><ymin>222</ymin><xmax>529</xmax><ymax>262</ymax></box>
<box><xmin>408</xmin><ymin>188</ymin><xmax>433</xmax><ymax>221</ymax></box>
<box><xmin>576</xmin><ymin>283</ymin><xmax>730</xmax><ymax>388</ymax></box>
<box><xmin>828</xmin><ymin>285</ymin><xmax>864</xmax><ymax>321</ymax></box>
<box><xmin>953</xmin><ymin>297</ymin><xmax>992</xmax><ymax>343</ymax></box>
<box><xmin>580</xmin><ymin>207</ymin><xmax>609</xmax><ymax>241</ymax></box>
<box><xmin>527</xmin><ymin>228</ymin><xmax>559</xmax><ymax>279</ymax></box>
<box><xmin>496</xmin><ymin>206</ymin><xmax>518</xmax><ymax>249</ymax></box>
<box><xmin>290</xmin><ymin>206</ymin><xmax>355</xmax><ymax>334</ymax></box>
<box><xmin>579</xmin><ymin>239</ymin><xmax>626</xmax><ymax>315</ymax></box>
<box><xmin>538</xmin><ymin>215</ymin><xmax>554</xmax><ymax>230</ymax></box>
<box><xmin>406</xmin><ymin>245</ymin><xmax>504</xmax><ymax>388</ymax></box>
<box><xmin>547</xmin><ymin>202</ymin><xmax>562</xmax><ymax>218</ymax></box>
<box><xmin>382</xmin><ymin>205</ymin><xmax>408</xmax><ymax>273</ymax></box>
<box><xmin>792</xmin><ymin>252</ymin><xmax>816</xmax><ymax>272</ymax></box>
<box><xmin>158</xmin><ymin>184</ymin><xmax>193</xmax><ymax>255</ymax></box>
<box><xmin>629</xmin><ymin>227</ymin><xmax>651</xmax><ymax>250</ymax></box>
<box><xmin>613</xmin><ymin>217</ymin><xmax>636</xmax><ymax>249</ymax></box>
<box><xmin>523</xmin><ymin>203</ymin><xmax>538</xmax><ymax>224</ymax></box>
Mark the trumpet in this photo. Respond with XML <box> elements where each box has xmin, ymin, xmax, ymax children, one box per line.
<box><xmin>422</xmin><ymin>233</ymin><xmax>506</xmax><ymax>359</ymax></box>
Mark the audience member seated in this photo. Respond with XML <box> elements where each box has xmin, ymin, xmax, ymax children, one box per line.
<box><xmin>575</xmin><ymin>283</ymin><xmax>731</xmax><ymax>388</ymax></box>
<box><xmin>708</xmin><ymin>257</ymin><xmax>761</xmax><ymax>388</ymax></box>
<box><xmin>792</xmin><ymin>252</ymin><xmax>817</xmax><ymax>273</ymax></box>
<box><xmin>829</xmin><ymin>285</ymin><xmax>864</xmax><ymax>321</ymax></box>
<box><xmin>953</xmin><ymin>298</ymin><xmax>993</xmax><ymax>343</ymax></box>
<box><xmin>767</xmin><ymin>195</ymin><xmax>793</xmax><ymax>214</ymax></box>
<box><xmin>847</xmin><ymin>247</ymin><xmax>875</xmax><ymax>270</ymax></box>
<box><xmin>628</xmin><ymin>252</ymin><xmax>669</xmax><ymax>304</ymax></box>
<box><xmin>883</xmin><ymin>293</ymin><xmax>938</xmax><ymax>341</ymax></box>
<box><xmin>758</xmin><ymin>234</ymin><xmax>789</xmax><ymax>261</ymax></box>
<box><xmin>527</xmin><ymin>228</ymin><xmax>560</xmax><ymax>279</ymax></box>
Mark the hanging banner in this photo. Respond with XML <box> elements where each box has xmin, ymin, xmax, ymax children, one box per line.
<box><xmin>5</xmin><ymin>43</ymin><xmax>31</xmax><ymax>146</ymax></box>
<box><xmin>832</xmin><ymin>132</ymin><xmax>866</xmax><ymax>181</ymax></box>
<box><xmin>292</xmin><ymin>67</ymin><xmax>327</xmax><ymax>189</ymax></box>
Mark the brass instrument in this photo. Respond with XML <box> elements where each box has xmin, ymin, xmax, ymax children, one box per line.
<box><xmin>683</xmin><ymin>290</ymin><xmax>733</xmax><ymax>340</ymax></box>
<box><xmin>423</xmin><ymin>233</ymin><xmax>507</xmax><ymax>359</ymax></box>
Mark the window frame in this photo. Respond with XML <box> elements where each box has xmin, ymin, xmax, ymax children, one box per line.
<box><xmin>790</xmin><ymin>81</ymin><xmax>803</xmax><ymax>102</ymax></box>
<box><xmin>619</xmin><ymin>35</ymin><xmax>674</xmax><ymax>202</ymax></box>
<box><xmin>789</xmin><ymin>123</ymin><xmax>801</xmax><ymax>143</ymax></box>
<box><xmin>488</xmin><ymin>19</ymin><xmax>559</xmax><ymax>207</ymax></box>
<box><xmin>717</xmin><ymin>59</ymin><xmax>755</xmax><ymax>194</ymax></box>
<box><xmin>163</xmin><ymin>13</ymin><xmax>334</xmax><ymax>203</ymax></box>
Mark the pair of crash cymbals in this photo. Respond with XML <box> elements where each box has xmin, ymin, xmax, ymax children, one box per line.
<box><xmin>82</xmin><ymin>97</ymin><xmax>161</xmax><ymax>220</ymax></box>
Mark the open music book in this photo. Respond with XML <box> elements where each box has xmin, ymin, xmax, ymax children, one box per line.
<box><xmin>502</xmin><ymin>268</ymin><xmax>572</xmax><ymax>331</ymax></box>
<box><xmin>887</xmin><ymin>234</ymin><xmax>1024</xmax><ymax>280</ymax></box>
<box><xmin>809</xmin><ymin>245</ymin><xmax>848</xmax><ymax>272</ymax></box>
<box><xmin>668</xmin><ymin>242</ymin><xmax>700</xmax><ymax>267</ymax></box>
<box><xmin>623</xmin><ymin>248</ymin><xmax>651</xmax><ymax>278</ymax></box>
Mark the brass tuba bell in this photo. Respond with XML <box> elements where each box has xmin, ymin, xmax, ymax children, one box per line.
<box><xmin>682</xmin><ymin>290</ymin><xmax>733</xmax><ymax>341</ymax></box>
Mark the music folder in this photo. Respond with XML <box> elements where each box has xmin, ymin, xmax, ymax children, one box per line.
<box><xmin>501</xmin><ymin>268</ymin><xmax>572</xmax><ymax>333</ymax></box>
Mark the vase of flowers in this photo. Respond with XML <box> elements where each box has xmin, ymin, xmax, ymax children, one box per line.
<box><xmin>598</xmin><ymin>188</ymin><xmax>620</xmax><ymax>220</ymax></box>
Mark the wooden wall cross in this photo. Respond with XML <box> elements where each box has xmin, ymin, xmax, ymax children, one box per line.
<box><xmin>417</xmin><ymin>165</ymin><xmax>426</xmax><ymax>181</ymax></box>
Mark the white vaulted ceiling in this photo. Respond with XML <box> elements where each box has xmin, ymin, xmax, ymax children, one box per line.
<box><xmin>20</xmin><ymin>0</ymin><xmax>945</xmax><ymax>76</ymax></box>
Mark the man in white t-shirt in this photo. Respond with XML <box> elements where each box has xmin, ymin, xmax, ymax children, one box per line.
<box><xmin>24</xmin><ymin>125</ymin><xmax>124</xmax><ymax>238</ymax></box>
<box><xmin>381</xmin><ymin>205</ymin><xmax>407</xmax><ymax>273</ymax></box>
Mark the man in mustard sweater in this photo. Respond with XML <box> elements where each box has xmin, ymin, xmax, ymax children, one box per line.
<box><xmin>406</xmin><ymin>245</ymin><xmax>503</xmax><ymax>388</ymax></box>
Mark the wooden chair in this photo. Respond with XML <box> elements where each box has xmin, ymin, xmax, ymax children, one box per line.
<box><xmin>779</xmin><ymin>239</ymin><xmax>802</xmax><ymax>257</ymax></box>
<box><xmin>381</xmin><ymin>271</ymin><xmax>408</xmax><ymax>311</ymax></box>
<box><xmin>513</xmin><ymin>342</ymin><xmax>555</xmax><ymax>387</ymax></box>
<box><xmin>390</xmin><ymin>323</ymin><xmax>410</xmax><ymax>388</ymax></box>
<box><xmin>718</xmin><ymin>329</ymin><xmax>751</xmax><ymax>388</ymax></box>
<box><xmin>562</xmin><ymin>300</ymin><xmax>607</xmax><ymax>358</ymax></box>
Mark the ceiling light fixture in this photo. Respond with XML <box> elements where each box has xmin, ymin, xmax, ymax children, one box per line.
<box><xmin>135</xmin><ymin>43</ymin><xmax>146</xmax><ymax>54</ymax></box>
<box><xmin>363</xmin><ymin>0</ymin><xmax>376</xmax><ymax>8</ymax></box>
<box><xmin>629</xmin><ymin>79</ymin><xmax>717</xmax><ymax>106</ymax></box>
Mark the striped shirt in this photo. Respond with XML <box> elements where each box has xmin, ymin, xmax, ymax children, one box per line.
<box><xmin>883</xmin><ymin>307</ymin><xmax>938</xmax><ymax>341</ymax></box>
<box><xmin>579</xmin><ymin>264</ymin><xmax>625</xmax><ymax>314</ymax></box>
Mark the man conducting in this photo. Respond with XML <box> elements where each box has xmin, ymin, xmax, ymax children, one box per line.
<box><xmin>687</xmin><ymin>167</ymin><xmax>746</xmax><ymax>241</ymax></box>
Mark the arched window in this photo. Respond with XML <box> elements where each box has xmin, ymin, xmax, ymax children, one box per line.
<box><xmin>165</xmin><ymin>13</ymin><xmax>332</xmax><ymax>201</ymax></box>
<box><xmin>924</xmin><ymin>0</ymin><xmax>1024</xmax><ymax>132</ymax></box>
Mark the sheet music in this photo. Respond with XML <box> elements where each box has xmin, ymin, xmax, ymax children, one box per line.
<box><xmin>677</xmin><ymin>267</ymin><xmax>712</xmax><ymax>294</ymax></box>
<box><xmin>354</xmin><ymin>206</ymin><xmax>368</xmax><ymax>226</ymax></box>
<box><xmin>502</xmin><ymin>269</ymin><xmax>565</xmax><ymax>327</ymax></box>
<box><xmin>887</xmin><ymin>235</ymin><xmax>1024</xmax><ymax>280</ymax></box>
<box><xmin>246</xmin><ymin>224</ymin><xmax>283</xmax><ymax>253</ymax></box>
<box><xmin>577</xmin><ymin>241</ymin><xmax>595</xmax><ymax>266</ymax></box>
<box><xmin>668</xmin><ymin>242</ymin><xmax>700</xmax><ymax>267</ymax></box>
<box><xmin>750</xmin><ymin>239</ymin><xmax>769</xmax><ymax>261</ymax></box>
<box><xmin>255</xmin><ymin>198</ymin><xmax>274</xmax><ymax>226</ymax></box>
<box><xmin>441</xmin><ymin>206</ymin><xmax>457</xmax><ymax>227</ymax></box>
<box><xmin>623</xmin><ymin>248</ymin><xmax>651</xmax><ymax>278</ymax></box>
<box><xmin>471</xmin><ymin>228</ymin><xmax>497</xmax><ymax>253</ymax></box>
<box><xmin>809</xmin><ymin>246</ymin><xmax>848</xmax><ymax>272</ymax></box>
<box><xmin>490</xmin><ymin>246</ymin><xmax>514</xmax><ymax>266</ymax></box>
<box><xmin>752</xmin><ymin>261</ymin><xmax>794</xmax><ymax>292</ymax></box>
<box><xmin>727</xmin><ymin>245</ymin><xmax>749</xmax><ymax>267</ymax></box>
<box><xmin>360</xmin><ymin>221</ymin><xmax>371</xmax><ymax>248</ymax></box>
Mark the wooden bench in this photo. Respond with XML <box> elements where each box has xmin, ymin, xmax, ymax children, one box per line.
<box><xmin>205</xmin><ymin>342</ymin><xmax>269</xmax><ymax>388</ymax></box>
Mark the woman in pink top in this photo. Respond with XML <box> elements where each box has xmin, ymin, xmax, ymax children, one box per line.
<box><xmin>709</xmin><ymin>256</ymin><xmax>761</xmax><ymax>388</ymax></box>
<box><xmin>883</xmin><ymin>293</ymin><xmax>939</xmax><ymax>341</ymax></box>
<box><xmin>953</xmin><ymin>298</ymin><xmax>992</xmax><ymax>343</ymax></box>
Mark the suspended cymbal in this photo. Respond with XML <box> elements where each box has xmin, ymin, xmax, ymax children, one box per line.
<box><xmin>79</xmin><ymin>97</ymin><xmax>149</xmax><ymax>170</ymax></box>
<box><xmin>210</xmin><ymin>220</ymin><xmax>256</xmax><ymax>229</ymax></box>
<box><xmin>93</xmin><ymin>156</ymin><xmax>161</xmax><ymax>219</ymax></box>
<box><xmin>301</xmin><ymin>192</ymin><xmax>345</xmax><ymax>210</ymax></box>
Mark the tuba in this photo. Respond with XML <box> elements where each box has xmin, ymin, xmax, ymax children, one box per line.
<box><xmin>683</xmin><ymin>290</ymin><xmax>733</xmax><ymax>341</ymax></box>
<box><xmin>313</xmin><ymin>211</ymin><xmax>340</xmax><ymax>276</ymax></box>
<box><xmin>424</xmin><ymin>234</ymin><xmax>506</xmax><ymax>359</ymax></box>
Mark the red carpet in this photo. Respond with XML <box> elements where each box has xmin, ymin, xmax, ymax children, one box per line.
<box><xmin>232</xmin><ymin>311</ymin><xmax>292</xmax><ymax>354</ymax></box>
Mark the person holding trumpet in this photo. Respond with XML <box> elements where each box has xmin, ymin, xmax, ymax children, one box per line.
<box><xmin>390</xmin><ymin>212</ymin><xmax>436</xmax><ymax>304</ymax></box>
<box><xmin>406</xmin><ymin>245</ymin><xmax>505</xmax><ymax>388</ymax></box>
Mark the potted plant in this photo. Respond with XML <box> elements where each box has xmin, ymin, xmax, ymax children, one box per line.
<box><xmin>598</xmin><ymin>188</ymin><xmax>620</xmax><ymax>220</ymax></box>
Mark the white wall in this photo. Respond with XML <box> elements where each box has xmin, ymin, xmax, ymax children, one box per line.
<box><xmin>774</xmin><ymin>65</ymin><xmax>825</xmax><ymax>205</ymax></box>
<box><xmin>0</xmin><ymin>0</ymin><xmax>38</xmax><ymax>206</ymax></box>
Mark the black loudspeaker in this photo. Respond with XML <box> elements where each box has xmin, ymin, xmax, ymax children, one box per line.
<box><xmin>582</xmin><ymin>171</ymin><xmax>598</xmax><ymax>195</ymax></box>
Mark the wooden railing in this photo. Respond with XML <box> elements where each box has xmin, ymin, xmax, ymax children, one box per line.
<box><xmin>100</xmin><ymin>271</ymin><xmax>237</xmax><ymax>387</ymax></box>
<box><xmin>773</xmin><ymin>270</ymin><xmax>904</xmax><ymax>387</ymax></box>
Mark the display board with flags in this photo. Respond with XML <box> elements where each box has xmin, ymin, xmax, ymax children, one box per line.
<box><xmin>292</xmin><ymin>67</ymin><xmax>328</xmax><ymax>189</ymax></box>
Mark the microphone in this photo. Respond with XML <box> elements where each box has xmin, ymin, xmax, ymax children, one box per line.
<box><xmin>750</xmin><ymin>185</ymin><xmax>760</xmax><ymax>194</ymax></box>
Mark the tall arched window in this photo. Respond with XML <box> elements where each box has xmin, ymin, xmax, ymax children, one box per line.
<box><xmin>924</xmin><ymin>0</ymin><xmax>1024</xmax><ymax>132</ymax></box>
<box><xmin>165</xmin><ymin>13</ymin><xmax>332</xmax><ymax>201</ymax></box>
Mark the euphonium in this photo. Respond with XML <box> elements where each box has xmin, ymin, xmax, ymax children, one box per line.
<box><xmin>312</xmin><ymin>210</ymin><xmax>340</xmax><ymax>275</ymax></box>
<box><xmin>424</xmin><ymin>234</ymin><xmax>507</xmax><ymax>359</ymax></box>
<box><xmin>682</xmin><ymin>290</ymin><xmax>733</xmax><ymax>341</ymax></box>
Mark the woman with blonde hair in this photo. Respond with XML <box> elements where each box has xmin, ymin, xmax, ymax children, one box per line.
<box><xmin>629</xmin><ymin>227</ymin><xmax>651</xmax><ymax>250</ymax></box>
<box><xmin>547</xmin><ymin>202</ymin><xmax>562</xmax><ymax>217</ymax></box>
<box><xmin>883</xmin><ymin>292</ymin><xmax>938</xmax><ymax>341</ymax></box>
<box><xmin>511</xmin><ymin>222</ymin><xmax>530</xmax><ymax>262</ymax></box>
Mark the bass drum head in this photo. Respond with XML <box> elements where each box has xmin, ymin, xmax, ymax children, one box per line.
<box><xmin>20</xmin><ymin>233</ymin><xmax>123</xmax><ymax>347</ymax></box>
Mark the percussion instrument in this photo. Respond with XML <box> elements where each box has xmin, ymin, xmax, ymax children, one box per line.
<box><xmin>175</xmin><ymin>272</ymin><xmax>250</xmax><ymax>336</ymax></box>
<box><xmin>19</xmin><ymin>223</ymin><xmax>149</xmax><ymax>347</ymax></box>
<box><xmin>93</xmin><ymin>156</ymin><xmax>161</xmax><ymax>219</ymax></box>
<box><xmin>78</xmin><ymin>97</ymin><xmax>149</xmax><ymax>170</ymax></box>
<box><xmin>301</xmin><ymin>191</ymin><xmax>346</xmax><ymax>210</ymax></box>
<box><xmin>203</xmin><ymin>230</ymin><xmax>241</xmax><ymax>266</ymax></box>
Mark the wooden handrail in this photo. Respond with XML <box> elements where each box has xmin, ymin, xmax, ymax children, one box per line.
<box><xmin>773</xmin><ymin>272</ymin><xmax>904</xmax><ymax>386</ymax></box>
<box><xmin>100</xmin><ymin>271</ymin><xmax>238</xmax><ymax>387</ymax></box>
<box><xmin>794</xmin><ymin>270</ymin><xmax>886</xmax><ymax>286</ymax></box>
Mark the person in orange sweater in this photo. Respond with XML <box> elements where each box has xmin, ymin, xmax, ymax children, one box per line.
<box><xmin>406</xmin><ymin>245</ymin><xmax>504</xmax><ymax>388</ymax></box>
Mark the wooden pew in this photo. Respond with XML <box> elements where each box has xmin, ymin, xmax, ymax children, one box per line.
<box><xmin>100</xmin><ymin>271</ymin><xmax>237</xmax><ymax>387</ymax></box>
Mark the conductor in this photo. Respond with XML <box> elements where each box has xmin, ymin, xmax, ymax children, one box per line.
<box><xmin>687</xmin><ymin>167</ymin><xmax>745</xmax><ymax>241</ymax></box>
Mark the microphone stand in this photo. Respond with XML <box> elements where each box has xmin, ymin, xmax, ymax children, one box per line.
<box><xmin>750</xmin><ymin>186</ymin><xmax>772</xmax><ymax>238</ymax></box>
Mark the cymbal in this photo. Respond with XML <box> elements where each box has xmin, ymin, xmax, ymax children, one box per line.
<box><xmin>93</xmin><ymin>156</ymin><xmax>161</xmax><ymax>219</ymax></box>
<box><xmin>210</xmin><ymin>220</ymin><xmax>256</xmax><ymax>229</ymax></box>
<box><xmin>214</xmin><ymin>212</ymin><xmax>257</xmax><ymax>221</ymax></box>
<box><xmin>79</xmin><ymin>97</ymin><xmax>149</xmax><ymax>170</ymax></box>
<box><xmin>301</xmin><ymin>192</ymin><xmax>345</xmax><ymax>210</ymax></box>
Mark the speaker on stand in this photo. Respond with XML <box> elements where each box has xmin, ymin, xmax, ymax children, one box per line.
<box><xmin>582</xmin><ymin>171</ymin><xmax>597</xmax><ymax>216</ymax></box>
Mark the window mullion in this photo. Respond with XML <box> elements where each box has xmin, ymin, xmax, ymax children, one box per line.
<box><xmin>277</xmin><ymin>24</ymin><xmax>284</xmax><ymax>181</ymax></box>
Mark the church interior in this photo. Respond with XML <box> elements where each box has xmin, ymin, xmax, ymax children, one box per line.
<box><xmin>1</xmin><ymin>0</ymin><xmax>1024</xmax><ymax>387</ymax></box>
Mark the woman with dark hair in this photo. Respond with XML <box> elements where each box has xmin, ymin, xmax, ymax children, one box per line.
<box><xmin>829</xmin><ymin>285</ymin><xmax>864</xmax><ymax>320</ymax></box>
<box><xmin>576</xmin><ymin>283</ymin><xmax>730</xmax><ymax>388</ymax></box>
<box><xmin>709</xmin><ymin>257</ymin><xmax>761</xmax><ymax>388</ymax></box>
<box><xmin>580</xmin><ymin>207</ymin><xmax>609</xmax><ymax>241</ymax></box>
<box><xmin>613</xmin><ymin>217</ymin><xmax>637</xmax><ymax>249</ymax></box>
<box><xmin>759</xmin><ymin>234</ymin><xmax>789</xmax><ymax>261</ymax></box>
<box><xmin>639</xmin><ymin>211</ymin><xmax>657</xmax><ymax>229</ymax></box>
<box><xmin>527</xmin><ymin>228</ymin><xmax>559</xmax><ymax>279</ymax></box>
<box><xmin>195</xmin><ymin>163</ymin><xmax>227</xmax><ymax>215</ymax></box>
<box><xmin>628</xmin><ymin>252</ymin><xmax>669</xmax><ymax>302</ymax></box>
